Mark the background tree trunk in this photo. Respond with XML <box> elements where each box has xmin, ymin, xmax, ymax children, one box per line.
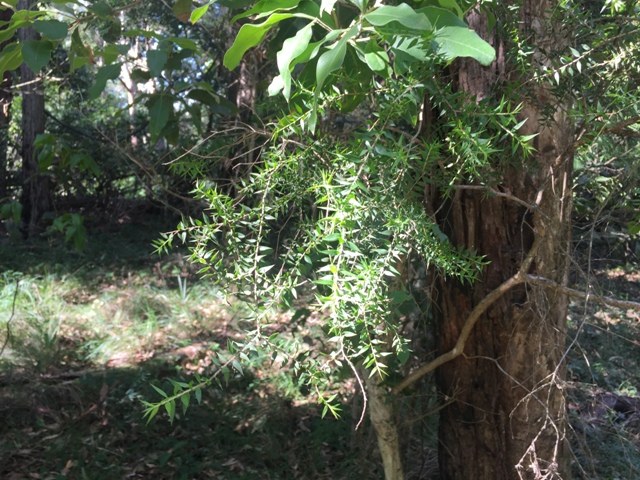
<box><xmin>0</xmin><ymin>8</ymin><xmax>13</xmax><ymax>201</ymax></box>
<box><xmin>432</xmin><ymin>3</ymin><xmax>573</xmax><ymax>479</ymax></box>
<box><xmin>18</xmin><ymin>0</ymin><xmax>49</xmax><ymax>236</ymax></box>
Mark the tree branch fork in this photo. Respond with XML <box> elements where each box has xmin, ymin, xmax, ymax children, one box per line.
<box><xmin>392</xmin><ymin>240</ymin><xmax>640</xmax><ymax>395</ymax></box>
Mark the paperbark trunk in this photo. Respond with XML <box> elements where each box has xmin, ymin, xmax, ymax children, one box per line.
<box><xmin>433</xmin><ymin>3</ymin><xmax>572</xmax><ymax>479</ymax></box>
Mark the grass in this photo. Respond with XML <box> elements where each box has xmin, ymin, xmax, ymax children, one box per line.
<box><xmin>0</xmin><ymin>220</ymin><xmax>377</xmax><ymax>479</ymax></box>
<box><xmin>1</xmin><ymin>217</ymin><xmax>639</xmax><ymax>479</ymax></box>
<box><xmin>566</xmin><ymin>265</ymin><xmax>640</xmax><ymax>479</ymax></box>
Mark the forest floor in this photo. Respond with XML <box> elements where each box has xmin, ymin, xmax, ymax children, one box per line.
<box><xmin>0</xmin><ymin>216</ymin><xmax>638</xmax><ymax>479</ymax></box>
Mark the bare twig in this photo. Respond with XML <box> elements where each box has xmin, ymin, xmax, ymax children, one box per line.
<box><xmin>524</xmin><ymin>274</ymin><xmax>640</xmax><ymax>311</ymax></box>
<box><xmin>454</xmin><ymin>185</ymin><xmax>539</xmax><ymax>211</ymax></box>
<box><xmin>341</xmin><ymin>340</ymin><xmax>367</xmax><ymax>430</ymax></box>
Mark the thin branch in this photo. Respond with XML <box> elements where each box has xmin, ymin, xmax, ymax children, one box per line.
<box><xmin>392</xmin><ymin>250</ymin><xmax>640</xmax><ymax>395</ymax></box>
<box><xmin>524</xmin><ymin>274</ymin><xmax>640</xmax><ymax>311</ymax></box>
<box><xmin>341</xmin><ymin>340</ymin><xmax>367</xmax><ymax>430</ymax></box>
<box><xmin>454</xmin><ymin>185</ymin><xmax>538</xmax><ymax>211</ymax></box>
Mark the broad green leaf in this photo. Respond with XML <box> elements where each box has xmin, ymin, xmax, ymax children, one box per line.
<box><xmin>224</xmin><ymin>13</ymin><xmax>294</xmax><ymax>70</ymax></box>
<box><xmin>0</xmin><ymin>43</ymin><xmax>23</xmax><ymax>80</ymax></box>
<box><xmin>347</xmin><ymin>0</ymin><xmax>366</xmax><ymax>11</ymax></box>
<box><xmin>88</xmin><ymin>62</ymin><xmax>121</xmax><ymax>99</ymax></box>
<box><xmin>296</xmin><ymin>30</ymin><xmax>341</xmax><ymax>64</ymax></box>
<box><xmin>69</xmin><ymin>28</ymin><xmax>93</xmax><ymax>71</ymax></box>
<box><xmin>33</xmin><ymin>20</ymin><xmax>68</xmax><ymax>41</ymax></box>
<box><xmin>364</xmin><ymin>3</ymin><xmax>431</xmax><ymax>32</ymax></box>
<box><xmin>360</xmin><ymin>40</ymin><xmax>389</xmax><ymax>71</ymax></box>
<box><xmin>187</xmin><ymin>88</ymin><xmax>221</xmax><ymax>105</ymax></box>
<box><xmin>88</xmin><ymin>1</ymin><xmax>113</xmax><ymax>16</ymax></box>
<box><xmin>148</xmin><ymin>94</ymin><xmax>174</xmax><ymax>140</ymax></box>
<box><xmin>131</xmin><ymin>68</ymin><xmax>150</xmax><ymax>82</ymax></box>
<box><xmin>418</xmin><ymin>6</ymin><xmax>465</xmax><ymax>29</ymax></box>
<box><xmin>270</xmin><ymin>22</ymin><xmax>313</xmax><ymax>100</ymax></box>
<box><xmin>190</xmin><ymin>2</ymin><xmax>212</xmax><ymax>23</ymax></box>
<box><xmin>101</xmin><ymin>44</ymin><xmax>127</xmax><ymax>64</ymax></box>
<box><xmin>167</xmin><ymin>37</ymin><xmax>199</xmax><ymax>51</ymax></box>
<box><xmin>172</xmin><ymin>0</ymin><xmax>192</xmax><ymax>22</ymax></box>
<box><xmin>267</xmin><ymin>75</ymin><xmax>285</xmax><ymax>97</ymax></box>
<box><xmin>0</xmin><ymin>27</ymin><xmax>18</xmax><ymax>44</ymax></box>
<box><xmin>309</xmin><ymin>24</ymin><xmax>359</xmax><ymax>131</ymax></box>
<box><xmin>147</xmin><ymin>49</ymin><xmax>168</xmax><ymax>76</ymax></box>
<box><xmin>232</xmin><ymin>0</ymin><xmax>300</xmax><ymax>22</ymax></box>
<box><xmin>316</xmin><ymin>24</ymin><xmax>359</xmax><ymax>94</ymax></box>
<box><xmin>21</xmin><ymin>40</ymin><xmax>53</xmax><ymax>72</ymax></box>
<box><xmin>433</xmin><ymin>26</ymin><xmax>495</xmax><ymax>65</ymax></box>
<box><xmin>436</xmin><ymin>0</ymin><xmax>463</xmax><ymax>17</ymax></box>
<box><xmin>391</xmin><ymin>36</ymin><xmax>429</xmax><ymax>74</ymax></box>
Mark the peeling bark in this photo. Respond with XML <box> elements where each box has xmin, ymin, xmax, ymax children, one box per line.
<box><xmin>432</xmin><ymin>3</ymin><xmax>573</xmax><ymax>479</ymax></box>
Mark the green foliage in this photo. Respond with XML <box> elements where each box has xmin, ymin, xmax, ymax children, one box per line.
<box><xmin>47</xmin><ymin>213</ymin><xmax>87</xmax><ymax>251</ymax></box>
<box><xmin>155</xmin><ymin>71</ymin><xmax>544</xmax><ymax>407</ymax></box>
<box><xmin>214</xmin><ymin>0</ymin><xmax>495</xmax><ymax>131</ymax></box>
<box><xmin>146</xmin><ymin>1</ymin><xmax>558</xmax><ymax>415</ymax></box>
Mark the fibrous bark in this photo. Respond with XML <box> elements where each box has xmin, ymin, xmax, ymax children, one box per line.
<box><xmin>432</xmin><ymin>3</ymin><xmax>573</xmax><ymax>479</ymax></box>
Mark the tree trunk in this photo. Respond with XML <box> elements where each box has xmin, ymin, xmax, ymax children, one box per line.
<box><xmin>367</xmin><ymin>376</ymin><xmax>404</xmax><ymax>480</ymax></box>
<box><xmin>18</xmin><ymin>0</ymin><xmax>49</xmax><ymax>236</ymax></box>
<box><xmin>433</xmin><ymin>3</ymin><xmax>572</xmax><ymax>479</ymax></box>
<box><xmin>0</xmin><ymin>7</ymin><xmax>13</xmax><ymax>201</ymax></box>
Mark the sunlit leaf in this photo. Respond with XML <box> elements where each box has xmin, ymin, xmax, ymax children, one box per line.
<box><xmin>190</xmin><ymin>2</ymin><xmax>212</xmax><ymax>23</ymax></box>
<box><xmin>433</xmin><ymin>26</ymin><xmax>495</xmax><ymax>65</ymax></box>
<box><xmin>232</xmin><ymin>0</ymin><xmax>300</xmax><ymax>22</ymax></box>
<box><xmin>364</xmin><ymin>3</ymin><xmax>431</xmax><ymax>31</ymax></box>
<box><xmin>269</xmin><ymin>22</ymin><xmax>313</xmax><ymax>100</ymax></box>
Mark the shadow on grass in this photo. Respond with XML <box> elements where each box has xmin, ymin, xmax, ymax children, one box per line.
<box><xmin>0</xmin><ymin>360</ymin><xmax>378</xmax><ymax>480</ymax></box>
<box><xmin>0</xmin><ymin>216</ymin><xmax>381</xmax><ymax>479</ymax></box>
<box><xmin>0</xmin><ymin>216</ymin><xmax>180</xmax><ymax>280</ymax></box>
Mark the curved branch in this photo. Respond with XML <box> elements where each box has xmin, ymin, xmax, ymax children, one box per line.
<box><xmin>392</xmin><ymin>272</ymin><xmax>526</xmax><ymax>394</ymax></box>
<box><xmin>392</xmin><ymin>233</ymin><xmax>544</xmax><ymax>395</ymax></box>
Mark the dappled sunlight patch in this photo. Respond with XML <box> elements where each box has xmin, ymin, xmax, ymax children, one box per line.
<box><xmin>567</xmin><ymin>263</ymin><xmax>640</xmax><ymax>477</ymax></box>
